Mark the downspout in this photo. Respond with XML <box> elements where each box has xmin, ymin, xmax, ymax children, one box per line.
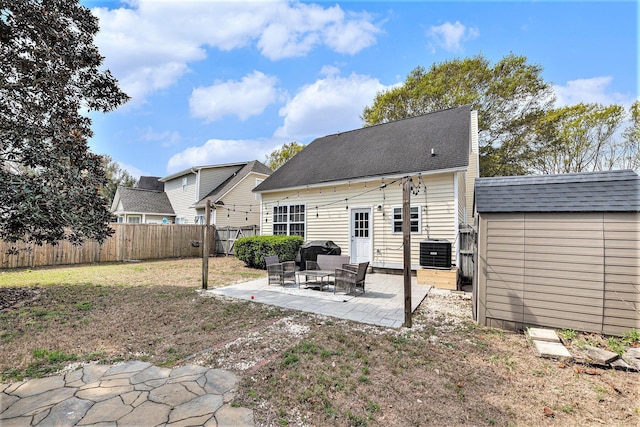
<box><xmin>194</xmin><ymin>168</ymin><xmax>200</xmax><ymax>202</ymax></box>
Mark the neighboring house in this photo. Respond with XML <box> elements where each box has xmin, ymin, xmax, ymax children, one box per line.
<box><xmin>474</xmin><ymin>169</ymin><xmax>640</xmax><ymax>335</ymax></box>
<box><xmin>254</xmin><ymin>105</ymin><xmax>479</xmax><ymax>270</ymax></box>
<box><xmin>159</xmin><ymin>161</ymin><xmax>272</xmax><ymax>226</ymax></box>
<box><xmin>110</xmin><ymin>176</ymin><xmax>175</xmax><ymax>224</ymax></box>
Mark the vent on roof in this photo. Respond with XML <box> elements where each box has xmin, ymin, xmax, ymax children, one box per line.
<box><xmin>419</xmin><ymin>239</ymin><xmax>451</xmax><ymax>269</ymax></box>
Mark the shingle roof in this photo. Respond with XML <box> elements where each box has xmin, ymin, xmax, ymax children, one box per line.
<box><xmin>159</xmin><ymin>161</ymin><xmax>254</xmax><ymax>182</ymax></box>
<box><xmin>254</xmin><ymin>105</ymin><xmax>471</xmax><ymax>192</ymax></box>
<box><xmin>194</xmin><ymin>160</ymin><xmax>272</xmax><ymax>208</ymax></box>
<box><xmin>137</xmin><ymin>176</ymin><xmax>164</xmax><ymax>192</ymax></box>
<box><xmin>115</xmin><ymin>187</ymin><xmax>175</xmax><ymax>215</ymax></box>
<box><xmin>475</xmin><ymin>169</ymin><xmax>640</xmax><ymax>213</ymax></box>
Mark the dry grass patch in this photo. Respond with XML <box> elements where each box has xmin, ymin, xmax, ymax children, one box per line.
<box><xmin>1</xmin><ymin>259</ymin><xmax>638</xmax><ymax>427</ymax></box>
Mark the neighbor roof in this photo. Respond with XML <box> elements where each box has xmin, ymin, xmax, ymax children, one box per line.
<box><xmin>137</xmin><ymin>176</ymin><xmax>164</xmax><ymax>192</ymax></box>
<box><xmin>254</xmin><ymin>105</ymin><xmax>471</xmax><ymax>192</ymax></box>
<box><xmin>194</xmin><ymin>160</ymin><xmax>272</xmax><ymax>208</ymax></box>
<box><xmin>475</xmin><ymin>169</ymin><xmax>640</xmax><ymax>213</ymax></box>
<box><xmin>159</xmin><ymin>161</ymin><xmax>252</xmax><ymax>182</ymax></box>
<box><xmin>113</xmin><ymin>187</ymin><xmax>175</xmax><ymax>215</ymax></box>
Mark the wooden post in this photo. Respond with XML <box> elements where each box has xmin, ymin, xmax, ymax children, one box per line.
<box><xmin>202</xmin><ymin>201</ymin><xmax>211</xmax><ymax>290</ymax></box>
<box><xmin>402</xmin><ymin>177</ymin><xmax>412</xmax><ymax>328</ymax></box>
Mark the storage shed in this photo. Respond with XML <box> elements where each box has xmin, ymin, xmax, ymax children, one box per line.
<box><xmin>474</xmin><ymin>170</ymin><xmax>639</xmax><ymax>336</ymax></box>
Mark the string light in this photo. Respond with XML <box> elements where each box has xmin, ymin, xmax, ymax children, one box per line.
<box><xmin>261</xmin><ymin>178</ymin><xmax>403</xmax><ymax>213</ymax></box>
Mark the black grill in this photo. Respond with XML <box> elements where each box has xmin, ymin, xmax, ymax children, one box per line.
<box><xmin>299</xmin><ymin>240</ymin><xmax>341</xmax><ymax>269</ymax></box>
<box><xmin>419</xmin><ymin>239</ymin><xmax>451</xmax><ymax>269</ymax></box>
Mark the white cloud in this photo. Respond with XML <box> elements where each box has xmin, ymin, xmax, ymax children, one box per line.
<box><xmin>166</xmin><ymin>138</ymin><xmax>273</xmax><ymax>173</ymax></box>
<box><xmin>118</xmin><ymin>161</ymin><xmax>147</xmax><ymax>180</ymax></box>
<box><xmin>323</xmin><ymin>11</ymin><xmax>381</xmax><ymax>55</ymax></box>
<box><xmin>553</xmin><ymin>76</ymin><xmax>632</xmax><ymax>107</ymax></box>
<box><xmin>427</xmin><ymin>21</ymin><xmax>479</xmax><ymax>52</ymax></box>
<box><xmin>138</xmin><ymin>127</ymin><xmax>181</xmax><ymax>147</ymax></box>
<box><xmin>92</xmin><ymin>1</ymin><xmax>381</xmax><ymax>104</ymax></box>
<box><xmin>275</xmin><ymin>69</ymin><xmax>386</xmax><ymax>140</ymax></box>
<box><xmin>189</xmin><ymin>71</ymin><xmax>279</xmax><ymax>122</ymax></box>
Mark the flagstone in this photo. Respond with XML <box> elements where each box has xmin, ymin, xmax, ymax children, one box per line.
<box><xmin>148</xmin><ymin>383</ymin><xmax>197</xmax><ymax>407</ymax></box>
<box><xmin>78</xmin><ymin>395</ymin><xmax>133</xmax><ymax>425</ymax></box>
<box><xmin>11</xmin><ymin>376</ymin><xmax>65</xmax><ymax>398</ymax></box>
<box><xmin>45</xmin><ymin>397</ymin><xmax>93</xmax><ymax>426</ymax></box>
<box><xmin>168</xmin><ymin>394</ymin><xmax>223</xmax><ymax>424</ymax></box>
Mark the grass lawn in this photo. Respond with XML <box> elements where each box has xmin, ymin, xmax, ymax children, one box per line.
<box><xmin>1</xmin><ymin>257</ymin><xmax>638</xmax><ymax>426</ymax></box>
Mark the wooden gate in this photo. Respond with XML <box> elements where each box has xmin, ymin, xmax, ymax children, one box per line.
<box><xmin>214</xmin><ymin>226</ymin><xmax>258</xmax><ymax>255</ymax></box>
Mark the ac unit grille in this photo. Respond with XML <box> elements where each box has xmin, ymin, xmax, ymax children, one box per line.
<box><xmin>419</xmin><ymin>239</ymin><xmax>451</xmax><ymax>269</ymax></box>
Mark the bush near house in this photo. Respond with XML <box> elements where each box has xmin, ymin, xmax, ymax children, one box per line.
<box><xmin>235</xmin><ymin>235</ymin><xmax>303</xmax><ymax>269</ymax></box>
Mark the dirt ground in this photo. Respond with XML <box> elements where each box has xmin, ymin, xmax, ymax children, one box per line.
<box><xmin>1</xmin><ymin>257</ymin><xmax>638</xmax><ymax>426</ymax></box>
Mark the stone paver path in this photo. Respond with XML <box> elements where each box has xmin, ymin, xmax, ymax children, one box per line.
<box><xmin>0</xmin><ymin>361</ymin><xmax>254</xmax><ymax>426</ymax></box>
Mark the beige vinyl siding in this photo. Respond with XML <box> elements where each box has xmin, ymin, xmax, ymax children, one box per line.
<box><xmin>164</xmin><ymin>173</ymin><xmax>198</xmax><ymax>223</ymax></box>
<box><xmin>478</xmin><ymin>212</ymin><xmax>640</xmax><ymax>335</ymax></box>
<box><xmin>457</xmin><ymin>171</ymin><xmax>466</xmax><ymax>226</ymax></box>
<box><xmin>215</xmin><ymin>172</ymin><xmax>267</xmax><ymax>228</ymax></box>
<box><xmin>603</xmin><ymin>212</ymin><xmax>640</xmax><ymax>335</ymax></box>
<box><xmin>478</xmin><ymin>214</ymin><xmax>525</xmax><ymax>326</ymax></box>
<box><xmin>465</xmin><ymin>110</ymin><xmax>479</xmax><ymax>222</ymax></box>
<box><xmin>198</xmin><ymin>166</ymin><xmax>241</xmax><ymax>200</ymax></box>
<box><xmin>261</xmin><ymin>172</ymin><xmax>458</xmax><ymax>269</ymax></box>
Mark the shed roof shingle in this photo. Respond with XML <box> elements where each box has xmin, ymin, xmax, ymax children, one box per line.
<box><xmin>254</xmin><ymin>105</ymin><xmax>471</xmax><ymax>192</ymax></box>
<box><xmin>475</xmin><ymin>169</ymin><xmax>640</xmax><ymax>213</ymax></box>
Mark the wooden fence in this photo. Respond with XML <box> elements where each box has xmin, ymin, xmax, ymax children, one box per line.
<box><xmin>214</xmin><ymin>225</ymin><xmax>258</xmax><ymax>255</ymax></box>
<box><xmin>0</xmin><ymin>224</ymin><xmax>214</xmax><ymax>269</ymax></box>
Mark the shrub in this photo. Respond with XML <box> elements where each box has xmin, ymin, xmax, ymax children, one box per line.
<box><xmin>235</xmin><ymin>235</ymin><xmax>303</xmax><ymax>269</ymax></box>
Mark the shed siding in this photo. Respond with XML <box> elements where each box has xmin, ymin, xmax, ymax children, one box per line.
<box><xmin>215</xmin><ymin>173</ymin><xmax>266</xmax><ymax>228</ymax></box>
<box><xmin>261</xmin><ymin>173</ymin><xmax>458</xmax><ymax>268</ymax></box>
<box><xmin>480</xmin><ymin>214</ymin><xmax>525</xmax><ymax>325</ymax></box>
<box><xmin>603</xmin><ymin>212</ymin><xmax>640</xmax><ymax>335</ymax></box>
<box><xmin>478</xmin><ymin>212</ymin><xmax>639</xmax><ymax>335</ymax></box>
<box><xmin>164</xmin><ymin>173</ymin><xmax>198</xmax><ymax>223</ymax></box>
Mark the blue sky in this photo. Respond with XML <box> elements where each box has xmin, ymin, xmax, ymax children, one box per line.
<box><xmin>83</xmin><ymin>0</ymin><xmax>638</xmax><ymax>178</ymax></box>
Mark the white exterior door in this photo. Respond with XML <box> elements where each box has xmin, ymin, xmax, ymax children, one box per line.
<box><xmin>350</xmin><ymin>208</ymin><xmax>372</xmax><ymax>264</ymax></box>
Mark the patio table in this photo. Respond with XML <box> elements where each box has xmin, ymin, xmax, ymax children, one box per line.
<box><xmin>297</xmin><ymin>270</ymin><xmax>335</xmax><ymax>291</ymax></box>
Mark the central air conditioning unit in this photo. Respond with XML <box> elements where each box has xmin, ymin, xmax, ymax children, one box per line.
<box><xmin>420</xmin><ymin>239</ymin><xmax>451</xmax><ymax>269</ymax></box>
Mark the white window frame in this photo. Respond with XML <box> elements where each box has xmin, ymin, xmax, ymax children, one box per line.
<box><xmin>194</xmin><ymin>215</ymin><xmax>205</xmax><ymax>225</ymax></box>
<box><xmin>273</xmin><ymin>204</ymin><xmax>305</xmax><ymax>237</ymax></box>
<box><xmin>392</xmin><ymin>205</ymin><xmax>421</xmax><ymax>234</ymax></box>
<box><xmin>175</xmin><ymin>216</ymin><xmax>186</xmax><ymax>224</ymax></box>
<box><xmin>181</xmin><ymin>177</ymin><xmax>188</xmax><ymax>192</ymax></box>
<box><xmin>127</xmin><ymin>215</ymin><xmax>141</xmax><ymax>224</ymax></box>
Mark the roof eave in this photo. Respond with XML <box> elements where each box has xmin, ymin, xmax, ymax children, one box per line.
<box><xmin>254</xmin><ymin>166</ymin><xmax>467</xmax><ymax>194</ymax></box>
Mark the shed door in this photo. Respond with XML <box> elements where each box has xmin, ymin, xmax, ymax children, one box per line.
<box><xmin>350</xmin><ymin>208</ymin><xmax>371</xmax><ymax>264</ymax></box>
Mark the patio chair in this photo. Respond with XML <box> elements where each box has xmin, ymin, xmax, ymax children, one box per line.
<box><xmin>334</xmin><ymin>262</ymin><xmax>369</xmax><ymax>295</ymax></box>
<box><xmin>265</xmin><ymin>255</ymin><xmax>297</xmax><ymax>287</ymax></box>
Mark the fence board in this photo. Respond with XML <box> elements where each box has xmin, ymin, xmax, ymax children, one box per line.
<box><xmin>0</xmin><ymin>224</ymin><xmax>212</xmax><ymax>269</ymax></box>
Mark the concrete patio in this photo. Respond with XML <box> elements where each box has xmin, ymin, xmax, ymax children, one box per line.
<box><xmin>208</xmin><ymin>272</ymin><xmax>432</xmax><ymax>328</ymax></box>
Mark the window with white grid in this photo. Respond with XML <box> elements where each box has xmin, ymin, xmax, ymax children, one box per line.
<box><xmin>392</xmin><ymin>206</ymin><xmax>420</xmax><ymax>233</ymax></box>
<box><xmin>273</xmin><ymin>204</ymin><xmax>305</xmax><ymax>237</ymax></box>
